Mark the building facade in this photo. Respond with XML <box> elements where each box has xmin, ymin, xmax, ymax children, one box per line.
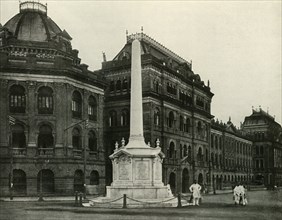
<box><xmin>242</xmin><ymin>108</ymin><xmax>282</xmax><ymax>188</ymax></box>
<box><xmin>211</xmin><ymin>119</ymin><xmax>253</xmax><ymax>191</ymax></box>
<box><xmin>0</xmin><ymin>2</ymin><xmax>106</xmax><ymax>196</ymax></box>
<box><xmin>100</xmin><ymin>33</ymin><xmax>214</xmax><ymax>194</ymax></box>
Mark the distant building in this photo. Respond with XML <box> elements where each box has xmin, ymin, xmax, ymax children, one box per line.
<box><xmin>211</xmin><ymin>118</ymin><xmax>253</xmax><ymax>190</ymax></box>
<box><xmin>0</xmin><ymin>2</ymin><xmax>106</xmax><ymax>196</ymax></box>
<box><xmin>242</xmin><ymin>108</ymin><xmax>282</xmax><ymax>187</ymax></box>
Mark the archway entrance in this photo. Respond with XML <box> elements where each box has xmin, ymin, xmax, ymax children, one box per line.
<box><xmin>12</xmin><ymin>169</ymin><xmax>27</xmax><ymax>195</ymax></box>
<box><xmin>37</xmin><ymin>169</ymin><xmax>54</xmax><ymax>194</ymax></box>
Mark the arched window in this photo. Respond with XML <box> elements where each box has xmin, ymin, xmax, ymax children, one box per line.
<box><xmin>72</xmin><ymin>91</ymin><xmax>82</xmax><ymax>118</ymax></box>
<box><xmin>11</xmin><ymin>124</ymin><xmax>26</xmax><ymax>149</ymax></box>
<box><xmin>211</xmin><ymin>135</ymin><xmax>214</xmax><ymax>148</ymax></box>
<box><xmin>215</xmin><ymin>153</ymin><xmax>218</xmax><ymax>165</ymax></box>
<box><xmin>90</xmin><ymin>170</ymin><xmax>99</xmax><ymax>185</ymax></box>
<box><xmin>88</xmin><ymin>96</ymin><xmax>97</xmax><ymax>121</ymax></box>
<box><xmin>154</xmin><ymin>108</ymin><xmax>160</xmax><ymax>126</ymax></box>
<box><xmin>116</xmin><ymin>80</ymin><xmax>121</xmax><ymax>91</ymax></box>
<box><xmin>206</xmin><ymin>149</ymin><xmax>208</xmax><ymax>161</ymax></box>
<box><xmin>154</xmin><ymin>80</ymin><xmax>159</xmax><ymax>93</ymax></box>
<box><xmin>197</xmin><ymin>147</ymin><xmax>203</xmax><ymax>161</ymax></box>
<box><xmin>185</xmin><ymin>118</ymin><xmax>190</xmax><ymax>132</ymax></box>
<box><xmin>37</xmin><ymin>169</ymin><xmax>54</xmax><ymax>193</ymax></box>
<box><xmin>197</xmin><ymin>121</ymin><xmax>202</xmax><ymax>134</ymax></box>
<box><xmin>109</xmin><ymin>110</ymin><xmax>117</xmax><ymax>127</ymax></box>
<box><xmin>179</xmin><ymin>115</ymin><xmax>184</xmax><ymax>131</ymax></box>
<box><xmin>169</xmin><ymin>142</ymin><xmax>175</xmax><ymax>158</ymax></box>
<box><xmin>9</xmin><ymin>85</ymin><xmax>26</xmax><ymax>113</ymax></box>
<box><xmin>122</xmin><ymin>78</ymin><xmax>128</xmax><ymax>90</ymax></box>
<box><xmin>215</xmin><ymin>136</ymin><xmax>218</xmax><ymax>149</ymax></box>
<box><xmin>121</xmin><ymin>109</ymin><xmax>129</xmax><ymax>126</ymax></box>
<box><xmin>38</xmin><ymin>86</ymin><xmax>53</xmax><ymax>114</ymax></box>
<box><xmin>38</xmin><ymin>124</ymin><xmax>54</xmax><ymax>149</ymax></box>
<box><xmin>168</xmin><ymin>111</ymin><xmax>174</xmax><ymax>128</ymax></box>
<box><xmin>183</xmin><ymin>145</ymin><xmax>188</xmax><ymax>157</ymax></box>
<box><xmin>12</xmin><ymin>169</ymin><xmax>26</xmax><ymax>194</ymax></box>
<box><xmin>72</xmin><ymin>128</ymin><xmax>81</xmax><ymax>149</ymax></box>
<box><xmin>188</xmin><ymin>145</ymin><xmax>192</xmax><ymax>159</ymax></box>
<box><xmin>110</xmin><ymin>81</ymin><xmax>115</xmax><ymax>92</ymax></box>
<box><xmin>88</xmin><ymin>130</ymin><xmax>97</xmax><ymax>152</ymax></box>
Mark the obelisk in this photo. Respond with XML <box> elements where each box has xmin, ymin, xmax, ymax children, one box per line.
<box><xmin>129</xmin><ymin>39</ymin><xmax>144</xmax><ymax>143</ymax></box>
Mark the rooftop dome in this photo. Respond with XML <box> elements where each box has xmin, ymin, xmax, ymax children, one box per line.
<box><xmin>3</xmin><ymin>1</ymin><xmax>68</xmax><ymax>42</ymax></box>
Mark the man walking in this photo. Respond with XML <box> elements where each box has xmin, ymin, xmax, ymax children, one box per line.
<box><xmin>189</xmin><ymin>180</ymin><xmax>202</xmax><ymax>206</ymax></box>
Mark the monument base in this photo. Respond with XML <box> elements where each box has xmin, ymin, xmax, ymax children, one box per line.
<box><xmin>106</xmin><ymin>185</ymin><xmax>172</xmax><ymax>199</ymax></box>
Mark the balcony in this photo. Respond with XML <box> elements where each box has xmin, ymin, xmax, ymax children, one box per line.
<box><xmin>38</xmin><ymin>148</ymin><xmax>54</xmax><ymax>156</ymax></box>
<box><xmin>12</xmin><ymin>148</ymin><xmax>27</xmax><ymax>156</ymax></box>
<box><xmin>73</xmin><ymin>149</ymin><xmax>82</xmax><ymax>157</ymax></box>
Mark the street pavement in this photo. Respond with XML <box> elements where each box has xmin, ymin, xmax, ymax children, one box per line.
<box><xmin>0</xmin><ymin>190</ymin><xmax>281</xmax><ymax>220</ymax></box>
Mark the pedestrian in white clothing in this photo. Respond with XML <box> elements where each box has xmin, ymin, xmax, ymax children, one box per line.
<box><xmin>189</xmin><ymin>180</ymin><xmax>202</xmax><ymax>206</ymax></box>
<box><xmin>233</xmin><ymin>183</ymin><xmax>240</xmax><ymax>205</ymax></box>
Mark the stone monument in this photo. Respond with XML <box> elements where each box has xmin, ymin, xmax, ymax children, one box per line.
<box><xmin>88</xmin><ymin>39</ymin><xmax>180</xmax><ymax>207</ymax></box>
<box><xmin>106</xmin><ymin>39</ymin><xmax>171</xmax><ymax>200</ymax></box>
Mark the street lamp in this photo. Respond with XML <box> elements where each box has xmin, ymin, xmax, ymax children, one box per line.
<box><xmin>38</xmin><ymin>159</ymin><xmax>49</xmax><ymax>202</ymax></box>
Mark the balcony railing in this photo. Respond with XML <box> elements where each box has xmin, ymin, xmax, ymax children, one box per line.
<box><xmin>12</xmin><ymin>148</ymin><xmax>26</xmax><ymax>156</ymax></box>
<box><xmin>73</xmin><ymin>149</ymin><xmax>82</xmax><ymax>157</ymax></box>
<box><xmin>38</xmin><ymin>148</ymin><xmax>54</xmax><ymax>156</ymax></box>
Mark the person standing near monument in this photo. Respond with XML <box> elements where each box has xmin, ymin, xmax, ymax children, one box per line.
<box><xmin>189</xmin><ymin>180</ymin><xmax>202</xmax><ymax>206</ymax></box>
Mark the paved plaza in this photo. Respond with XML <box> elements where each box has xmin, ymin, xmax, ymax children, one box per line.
<box><xmin>0</xmin><ymin>190</ymin><xmax>281</xmax><ymax>220</ymax></box>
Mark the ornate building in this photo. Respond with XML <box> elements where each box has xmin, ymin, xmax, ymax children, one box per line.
<box><xmin>242</xmin><ymin>108</ymin><xmax>282</xmax><ymax>188</ymax></box>
<box><xmin>211</xmin><ymin>118</ymin><xmax>253</xmax><ymax>190</ymax></box>
<box><xmin>100</xmin><ymin>33</ymin><xmax>214</xmax><ymax>194</ymax></box>
<box><xmin>0</xmin><ymin>2</ymin><xmax>106</xmax><ymax>196</ymax></box>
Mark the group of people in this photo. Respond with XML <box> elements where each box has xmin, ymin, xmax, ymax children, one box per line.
<box><xmin>233</xmin><ymin>183</ymin><xmax>248</xmax><ymax>206</ymax></box>
<box><xmin>188</xmin><ymin>180</ymin><xmax>248</xmax><ymax>206</ymax></box>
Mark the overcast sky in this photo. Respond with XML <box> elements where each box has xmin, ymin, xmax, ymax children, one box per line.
<box><xmin>1</xmin><ymin>0</ymin><xmax>281</xmax><ymax>127</ymax></box>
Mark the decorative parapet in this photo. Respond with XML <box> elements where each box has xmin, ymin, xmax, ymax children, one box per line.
<box><xmin>20</xmin><ymin>1</ymin><xmax>47</xmax><ymax>15</ymax></box>
<box><xmin>127</xmin><ymin>32</ymin><xmax>192</xmax><ymax>68</ymax></box>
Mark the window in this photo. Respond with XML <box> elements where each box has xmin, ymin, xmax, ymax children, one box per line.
<box><xmin>260</xmin><ymin>146</ymin><xmax>264</xmax><ymax>155</ymax></box>
<box><xmin>211</xmin><ymin>135</ymin><xmax>214</xmax><ymax>148</ymax></box>
<box><xmin>206</xmin><ymin>149</ymin><xmax>209</xmax><ymax>161</ymax></box>
<box><xmin>110</xmin><ymin>81</ymin><xmax>115</xmax><ymax>92</ymax></box>
<box><xmin>185</xmin><ymin>118</ymin><xmax>191</xmax><ymax>133</ymax></box>
<box><xmin>197</xmin><ymin>121</ymin><xmax>202</xmax><ymax>134</ymax></box>
<box><xmin>88</xmin><ymin>96</ymin><xmax>97</xmax><ymax>121</ymax></box>
<box><xmin>11</xmin><ymin>124</ymin><xmax>26</xmax><ymax>148</ymax></box>
<box><xmin>38</xmin><ymin>124</ymin><xmax>54</xmax><ymax>149</ymax></box>
<box><xmin>38</xmin><ymin>86</ymin><xmax>53</xmax><ymax>114</ymax></box>
<box><xmin>154</xmin><ymin>108</ymin><xmax>160</xmax><ymax>126</ymax></box>
<box><xmin>122</xmin><ymin>78</ymin><xmax>128</xmax><ymax>90</ymax></box>
<box><xmin>183</xmin><ymin>145</ymin><xmax>188</xmax><ymax>157</ymax></box>
<box><xmin>188</xmin><ymin>145</ymin><xmax>192</xmax><ymax>159</ymax></box>
<box><xmin>168</xmin><ymin>111</ymin><xmax>174</xmax><ymax>128</ymax></box>
<box><xmin>72</xmin><ymin>91</ymin><xmax>82</xmax><ymax>118</ymax></box>
<box><xmin>197</xmin><ymin>147</ymin><xmax>203</xmax><ymax>161</ymax></box>
<box><xmin>121</xmin><ymin>109</ymin><xmax>129</xmax><ymax>126</ymax></box>
<box><xmin>88</xmin><ymin>130</ymin><xmax>97</xmax><ymax>152</ymax></box>
<box><xmin>109</xmin><ymin>111</ymin><xmax>117</xmax><ymax>127</ymax></box>
<box><xmin>179</xmin><ymin>115</ymin><xmax>184</xmax><ymax>131</ymax></box>
<box><xmin>154</xmin><ymin>80</ymin><xmax>159</xmax><ymax>93</ymax></box>
<box><xmin>116</xmin><ymin>80</ymin><xmax>121</xmax><ymax>91</ymax></box>
<box><xmin>9</xmin><ymin>85</ymin><xmax>26</xmax><ymax>113</ymax></box>
<box><xmin>72</xmin><ymin>128</ymin><xmax>81</xmax><ymax>149</ymax></box>
<box><xmin>169</xmin><ymin>142</ymin><xmax>175</xmax><ymax>158</ymax></box>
